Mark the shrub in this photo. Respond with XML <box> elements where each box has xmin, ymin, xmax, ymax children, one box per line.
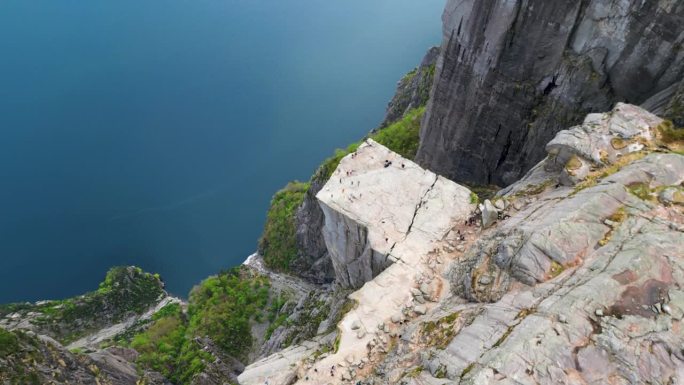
<box><xmin>372</xmin><ymin>106</ymin><xmax>424</xmax><ymax>159</ymax></box>
<box><xmin>0</xmin><ymin>328</ymin><xmax>18</xmax><ymax>357</ymax></box>
<box><xmin>126</xmin><ymin>267</ymin><xmax>273</xmax><ymax>383</ymax></box>
<box><xmin>187</xmin><ymin>267</ymin><xmax>270</xmax><ymax>360</ymax></box>
<box><xmin>259</xmin><ymin>182</ymin><xmax>310</xmax><ymax>271</ymax></box>
<box><xmin>313</xmin><ymin>107</ymin><xmax>425</xmax><ymax>183</ymax></box>
<box><xmin>314</xmin><ymin>142</ymin><xmax>361</xmax><ymax>182</ymax></box>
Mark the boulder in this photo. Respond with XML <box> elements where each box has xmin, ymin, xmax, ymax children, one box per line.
<box><xmin>480</xmin><ymin>200</ymin><xmax>498</xmax><ymax>229</ymax></box>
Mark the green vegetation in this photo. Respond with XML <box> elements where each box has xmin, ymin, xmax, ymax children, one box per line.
<box><xmin>130</xmin><ymin>305</ymin><xmax>186</xmax><ymax>379</ymax></box>
<box><xmin>402</xmin><ymin>68</ymin><xmax>418</xmax><ymax>83</ymax></box>
<box><xmin>314</xmin><ymin>106</ymin><xmax>425</xmax><ymax>183</ymax></box>
<box><xmin>565</xmin><ymin>154</ymin><xmax>583</xmax><ymax>174</ymax></box>
<box><xmin>0</xmin><ymin>329</ymin><xmax>54</xmax><ymax>385</ymax></box>
<box><xmin>333</xmin><ymin>332</ymin><xmax>342</xmax><ymax>353</ymax></box>
<box><xmin>404</xmin><ymin>366</ymin><xmax>424</xmax><ymax>379</ymax></box>
<box><xmin>123</xmin><ymin>266</ymin><xmax>272</xmax><ymax>383</ymax></box>
<box><xmin>657</xmin><ymin>119</ymin><xmax>684</xmax><ymax>143</ymax></box>
<box><xmin>0</xmin><ymin>266</ymin><xmax>165</xmax><ymax>345</ymax></box>
<box><xmin>260</xmin><ymin>107</ymin><xmax>426</xmax><ymax>273</ymax></box>
<box><xmin>264</xmin><ymin>292</ymin><xmax>289</xmax><ymax>340</ymax></box>
<box><xmin>469</xmin><ymin>192</ymin><xmax>479</xmax><ymax>205</ymax></box>
<box><xmin>549</xmin><ymin>261</ymin><xmax>565</xmax><ymax>279</ymax></box>
<box><xmin>572</xmin><ymin>151</ymin><xmax>648</xmax><ymax>194</ymax></box>
<box><xmin>421</xmin><ymin>312</ymin><xmax>461</xmax><ymax>349</ymax></box>
<box><xmin>461</xmin><ymin>363</ymin><xmax>475</xmax><ymax>379</ymax></box>
<box><xmin>599</xmin><ymin>207</ymin><xmax>627</xmax><ymax>247</ymax></box>
<box><xmin>315</xmin><ymin>142</ymin><xmax>361</xmax><ymax>183</ymax></box>
<box><xmin>372</xmin><ymin>106</ymin><xmax>425</xmax><ymax>159</ymax></box>
<box><xmin>492</xmin><ymin>326</ymin><xmax>514</xmax><ymax>348</ymax></box>
<box><xmin>611</xmin><ymin>137</ymin><xmax>630</xmax><ymax>150</ymax></box>
<box><xmin>259</xmin><ymin>181</ymin><xmax>310</xmax><ymax>271</ymax></box>
<box><xmin>434</xmin><ymin>364</ymin><xmax>448</xmax><ymax>378</ymax></box>
<box><xmin>467</xmin><ymin>184</ymin><xmax>502</xmax><ymax>201</ymax></box>
<box><xmin>0</xmin><ymin>327</ymin><xmax>18</xmax><ymax>358</ymax></box>
<box><xmin>427</xmin><ymin>63</ymin><xmax>436</xmax><ymax>78</ymax></box>
<box><xmin>627</xmin><ymin>182</ymin><xmax>653</xmax><ymax>201</ymax></box>
<box><xmin>187</xmin><ymin>267</ymin><xmax>270</xmax><ymax>359</ymax></box>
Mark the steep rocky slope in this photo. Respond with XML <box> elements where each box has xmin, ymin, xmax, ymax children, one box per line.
<box><xmin>0</xmin><ymin>328</ymin><xmax>171</xmax><ymax>385</ymax></box>
<box><xmin>0</xmin><ymin>267</ymin><xmax>177</xmax><ymax>384</ymax></box>
<box><xmin>239</xmin><ymin>104</ymin><xmax>684</xmax><ymax>385</ymax></box>
<box><xmin>417</xmin><ymin>0</ymin><xmax>684</xmax><ymax>186</ymax></box>
<box><xmin>0</xmin><ymin>267</ymin><xmax>173</xmax><ymax>346</ymax></box>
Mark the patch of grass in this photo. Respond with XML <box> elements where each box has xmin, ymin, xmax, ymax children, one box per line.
<box><xmin>549</xmin><ymin>261</ymin><xmax>565</xmax><ymax>279</ymax></box>
<box><xmin>401</xmin><ymin>68</ymin><xmax>418</xmax><ymax>83</ymax></box>
<box><xmin>69</xmin><ymin>347</ymin><xmax>85</xmax><ymax>355</ymax></box>
<box><xmin>421</xmin><ymin>312</ymin><xmax>461</xmax><ymax>349</ymax></box>
<box><xmin>611</xmin><ymin>137</ymin><xmax>630</xmax><ymax>150</ymax></box>
<box><xmin>372</xmin><ymin>106</ymin><xmax>425</xmax><ymax>159</ymax></box>
<box><xmin>404</xmin><ymin>366</ymin><xmax>423</xmax><ymax>379</ymax></box>
<box><xmin>469</xmin><ymin>192</ymin><xmax>479</xmax><ymax>205</ymax></box>
<box><xmin>573</xmin><ymin>151</ymin><xmax>648</xmax><ymax>194</ymax></box>
<box><xmin>315</xmin><ymin>142</ymin><xmax>362</xmax><ymax>182</ymax></box>
<box><xmin>565</xmin><ymin>154</ymin><xmax>583</xmax><ymax>173</ymax></box>
<box><xmin>311</xmin><ymin>343</ymin><xmax>332</xmax><ymax>360</ymax></box>
<box><xmin>627</xmin><ymin>182</ymin><xmax>654</xmax><ymax>201</ymax></box>
<box><xmin>313</xmin><ymin>107</ymin><xmax>426</xmax><ymax>184</ymax></box>
<box><xmin>259</xmin><ymin>181</ymin><xmax>310</xmax><ymax>272</ymax></box>
<box><xmin>434</xmin><ymin>364</ymin><xmax>448</xmax><ymax>378</ymax></box>
<box><xmin>427</xmin><ymin>63</ymin><xmax>436</xmax><ymax>78</ymax></box>
<box><xmin>608</xmin><ymin>207</ymin><xmax>627</xmax><ymax>223</ymax></box>
<box><xmin>492</xmin><ymin>326</ymin><xmax>514</xmax><ymax>348</ymax></box>
<box><xmin>467</xmin><ymin>185</ymin><xmax>501</xmax><ymax>201</ymax></box>
<box><xmin>599</xmin><ymin>207</ymin><xmax>627</xmax><ymax>246</ymax></box>
<box><xmin>657</xmin><ymin>120</ymin><xmax>684</xmax><ymax>143</ymax></box>
<box><xmin>332</xmin><ymin>299</ymin><xmax>357</xmax><ymax>331</ymax></box>
<box><xmin>333</xmin><ymin>332</ymin><xmax>342</xmax><ymax>353</ymax></box>
<box><xmin>0</xmin><ymin>327</ymin><xmax>19</xmax><ymax>358</ymax></box>
<box><xmin>515</xmin><ymin>307</ymin><xmax>535</xmax><ymax>320</ymax></box>
<box><xmin>461</xmin><ymin>363</ymin><xmax>475</xmax><ymax>379</ymax></box>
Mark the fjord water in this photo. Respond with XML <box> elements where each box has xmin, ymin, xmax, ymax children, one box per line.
<box><xmin>0</xmin><ymin>0</ymin><xmax>444</xmax><ymax>303</ymax></box>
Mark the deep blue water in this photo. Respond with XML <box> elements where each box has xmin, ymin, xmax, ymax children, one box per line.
<box><xmin>0</xmin><ymin>0</ymin><xmax>444</xmax><ymax>303</ymax></box>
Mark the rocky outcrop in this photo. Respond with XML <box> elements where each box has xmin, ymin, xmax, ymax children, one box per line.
<box><xmin>291</xmin><ymin>47</ymin><xmax>441</xmax><ymax>283</ymax></box>
<box><xmin>237</xmin><ymin>104</ymin><xmax>684</xmax><ymax>385</ymax></box>
<box><xmin>417</xmin><ymin>0</ymin><xmax>684</xmax><ymax>186</ymax></box>
<box><xmin>316</xmin><ymin>139</ymin><xmax>473</xmax><ymax>289</ymax></box>
<box><xmin>240</xmin><ymin>140</ymin><xmax>475</xmax><ymax>384</ymax></box>
<box><xmin>0</xmin><ymin>267</ymin><xmax>182</xmax><ymax>385</ymax></box>
<box><xmin>379</xmin><ymin>47</ymin><xmax>440</xmax><ymax>128</ymax></box>
<box><xmin>0</xmin><ymin>329</ymin><xmax>170</xmax><ymax>385</ymax></box>
<box><xmin>0</xmin><ymin>266</ymin><xmax>172</xmax><ymax>346</ymax></box>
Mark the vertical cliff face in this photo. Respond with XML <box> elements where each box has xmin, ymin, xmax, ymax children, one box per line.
<box><xmin>417</xmin><ymin>0</ymin><xmax>684</xmax><ymax>186</ymax></box>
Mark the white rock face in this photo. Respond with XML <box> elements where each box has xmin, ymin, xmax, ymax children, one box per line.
<box><xmin>240</xmin><ymin>140</ymin><xmax>475</xmax><ymax>385</ymax></box>
<box><xmin>240</xmin><ymin>105</ymin><xmax>684</xmax><ymax>385</ymax></box>
<box><xmin>316</xmin><ymin>139</ymin><xmax>473</xmax><ymax>289</ymax></box>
